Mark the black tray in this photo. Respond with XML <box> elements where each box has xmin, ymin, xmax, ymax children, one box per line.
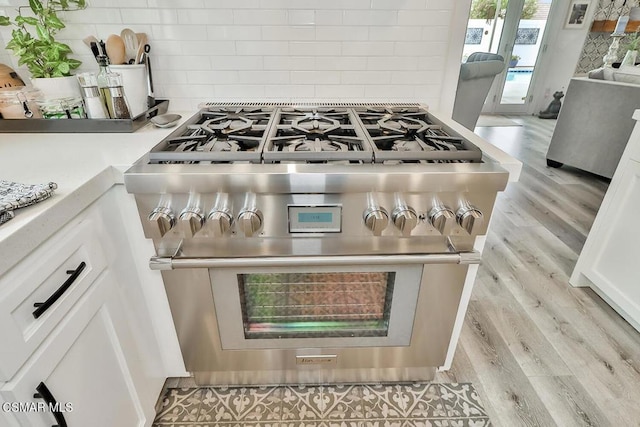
<box><xmin>0</xmin><ymin>99</ymin><xmax>169</xmax><ymax>133</ymax></box>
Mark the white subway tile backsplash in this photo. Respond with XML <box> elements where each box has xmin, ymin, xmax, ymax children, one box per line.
<box><xmin>210</xmin><ymin>56</ymin><xmax>263</xmax><ymax>70</ymax></box>
<box><xmin>238</xmin><ymin>70</ymin><xmax>291</xmax><ymax>84</ymax></box>
<box><xmin>151</xmin><ymin>25</ymin><xmax>208</xmax><ymax>41</ymax></box>
<box><xmin>0</xmin><ymin>2</ymin><xmax>461</xmax><ymax>109</ymax></box>
<box><xmin>148</xmin><ymin>0</ymin><xmax>204</xmax><ymax>8</ymax></box>
<box><xmin>315</xmin><ymin>56</ymin><xmax>367</xmax><ymax>71</ymax></box>
<box><xmin>288</xmin><ymin>10</ymin><xmax>315</xmax><ymax>25</ymax></box>
<box><xmin>177</xmin><ymin>9</ymin><xmax>234</xmax><ymax>25</ymax></box>
<box><xmin>315</xmin><ymin>85</ymin><xmax>365</xmax><ymax>98</ymax></box>
<box><xmin>236</xmin><ymin>41</ymin><xmax>289</xmax><ymax>56</ymax></box>
<box><xmin>188</xmin><ymin>70</ymin><xmax>238</xmax><ymax>84</ymax></box>
<box><xmin>368</xmin><ymin>26</ymin><xmax>422</xmax><ymax>41</ymax></box>
<box><xmin>233</xmin><ymin>10</ymin><xmax>288</xmax><ymax>25</ymax></box>
<box><xmin>264</xmin><ymin>56</ymin><xmax>317</xmax><ymax>70</ymax></box>
<box><xmin>291</xmin><ymin>71</ymin><xmax>340</xmax><ymax>85</ymax></box>
<box><xmin>341</xmin><ymin>70</ymin><xmax>391</xmax><ymax>84</ymax></box>
<box><xmin>261</xmin><ymin>26</ymin><xmax>316</xmax><ymax>41</ymax></box>
<box><xmin>289</xmin><ymin>41</ymin><xmax>341</xmax><ymax>56</ymax></box>
<box><xmin>207</xmin><ymin>26</ymin><xmax>261</xmax><ymax>41</ymax></box>
<box><xmin>397</xmin><ymin>10</ymin><xmax>452</xmax><ymax>26</ymax></box>
<box><xmin>371</xmin><ymin>0</ymin><xmax>426</xmax><ymax>9</ymax></box>
<box><xmin>367</xmin><ymin>56</ymin><xmax>419</xmax><ymax>71</ymax></box>
<box><xmin>343</xmin><ymin>10</ymin><xmax>397</xmax><ymax>26</ymax></box>
<box><xmin>341</xmin><ymin>41</ymin><xmax>395</xmax><ymax>56</ymax></box>
<box><xmin>264</xmin><ymin>84</ymin><xmax>315</xmax><ymax>99</ymax></box>
<box><xmin>316</xmin><ymin>26</ymin><xmax>368</xmax><ymax>41</ymax></box>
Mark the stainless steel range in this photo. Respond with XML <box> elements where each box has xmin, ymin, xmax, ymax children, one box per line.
<box><xmin>124</xmin><ymin>103</ymin><xmax>508</xmax><ymax>385</ymax></box>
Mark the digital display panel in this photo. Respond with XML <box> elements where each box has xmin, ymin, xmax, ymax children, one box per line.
<box><xmin>288</xmin><ymin>205</ymin><xmax>341</xmax><ymax>233</ymax></box>
<box><xmin>298</xmin><ymin>212</ymin><xmax>333</xmax><ymax>223</ymax></box>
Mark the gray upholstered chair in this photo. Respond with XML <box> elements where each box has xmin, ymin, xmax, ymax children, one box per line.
<box><xmin>452</xmin><ymin>52</ymin><xmax>506</xmax><ymax>130</ymax></box>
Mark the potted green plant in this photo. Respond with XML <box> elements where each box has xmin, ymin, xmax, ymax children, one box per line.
<box><xmin>0</xmin><ymin>0</ymin><xmax>87</xmax><ymax>98</ymax></box>
<box><xmin>509</xmin><ymin>54</ymin><xmax>520</xmax><ymax>68</ymax></box>
<box><xmin>621</xmin><ymin>30</ymin><xmax>640</xmax><ymax>67</ymax></box>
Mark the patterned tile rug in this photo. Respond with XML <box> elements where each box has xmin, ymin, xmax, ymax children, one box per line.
<box><xmin>153</xmin><ymin>383</ymin><xmax>491</xmax><ymax>427</ymax></box>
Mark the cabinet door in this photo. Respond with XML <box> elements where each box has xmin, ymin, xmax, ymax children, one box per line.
<box><xmin>582</xmin><ymin>159</ymin><xmax>640</xmax><ymax>330</ymax></box>
<box><xmin>1</xmin><ymin>271</ymin><xmax>147</xmax><ymax>427</ymax></box>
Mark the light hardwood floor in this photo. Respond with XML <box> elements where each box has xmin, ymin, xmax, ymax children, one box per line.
<box><xmin>434</xmin><ymin>116</ymin><xmax>640</xmax><ymax>427</ymax></box>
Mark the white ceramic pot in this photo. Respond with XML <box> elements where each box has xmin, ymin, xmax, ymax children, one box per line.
<box><xmin>31</xmin><ymin>76</ymin><xmax>82</xmax><ymax>100</ymax></box>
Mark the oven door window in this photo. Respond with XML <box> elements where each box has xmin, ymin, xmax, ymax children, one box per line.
<box><xmin>210</xmin><ymin>263</ymin><xmax>423</xmax><ymax>350</ymax></box>
<box><xmin>239</xmin><ymin>272</ymin><xmax>395</xmax><ymax>339</ymax></box>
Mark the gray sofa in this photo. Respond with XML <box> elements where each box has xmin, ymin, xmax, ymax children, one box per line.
<box><xmin>452</xmin><ymin>52</ymin><xmax>506</xmax><ymax>130</ymax></box>
<box><xmin>546</xmin><ymin>77</ymin><xmax>640</xmax><ymax>179</ymax></box>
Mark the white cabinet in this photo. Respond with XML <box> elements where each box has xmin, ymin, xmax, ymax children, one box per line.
<box><xmin>1</xmin><ymin>271</ymin><xmax>145</xmax><ymax>427</ymax></box>
<box><xmin>571</xmin><ymin>110</ymin><xmax>640</xmax><ymax>332</ymax></box>
<box><xmin>0</xmin><ymin>186</ymin><xmax>167</xmax><ymax>426</ymax></box>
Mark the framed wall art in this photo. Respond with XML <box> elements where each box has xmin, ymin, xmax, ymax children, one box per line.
<box><xmin>565</xmin><ymin>0</ymin><xmax>592</xmax><ymax>29</ymax></box>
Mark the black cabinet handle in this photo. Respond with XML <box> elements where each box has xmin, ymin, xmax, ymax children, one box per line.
<box><xmin>34</xmin><ymin>381</ymin><xmax>68</xmax><ymax>427</ymax></box>
<box><xmin>33</xmin><ymin>262</ymin><xmax>86</xmax><ymax>319</ymax></box>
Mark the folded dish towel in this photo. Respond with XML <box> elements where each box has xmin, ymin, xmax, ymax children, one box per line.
<box><xmin>0</xmin><ymin>180</ymin><xmax>58</xmax><ymax>226</ymax></box>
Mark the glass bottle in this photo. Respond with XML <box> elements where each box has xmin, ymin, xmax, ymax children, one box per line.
<box><xmin>96</xmin><ymin>55</ymin><xmax>112</xmax><ymax>118</ymax></box>
<box><xmin>76</xmin><ymin>72</ymin><xmax>108</xmax><ymax>119</ymax></box>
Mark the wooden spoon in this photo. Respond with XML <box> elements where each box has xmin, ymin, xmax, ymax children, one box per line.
<box><xmin>120</xmin><ymin>28</ymin><xmax>138</xmax><ymax>64</ymax></box>
<box><xmin>135</xmin><ymin>33</ymin><xmax>148</xmax><ymax>64</ymax></box>
<box><xmin>105</xmin><ymin>34</ymin><xmax>126</xmax><ymax>65</ymax></box>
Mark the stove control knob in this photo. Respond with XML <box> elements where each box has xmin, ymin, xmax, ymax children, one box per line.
<box><xmin>363</xmin><ymin>207</ymin><xmax>389</xmax><ymax>236</ymax></box>
<box><xmin>207</xmin><ymin>209</ymin><xmax>233</xmax><ymax>237</ymax></box>
<box><xmin>179</xmin><ymin>208</ymin><xmax>205</xmax><ymax>238</ymax></box>
<box><xmin>148</xmin><ymin>207</ymin><xmax>176</xmax><ymax>238</ymax></box>
<box><xmin>457</xmin><ymin>205</ymin><xmax>484</xmax><ymax>235</ymax></box>
<box><xmin>237</xmin><ymin>209</ymin><xmax>263</xmax><ymax>237</ymax></box>
<box><xmin>429</xmin><ymin>206</ymin><xmax>456</xmax><ymax>235</ymax></box>
<box><xmin>392</xmin><ymin>206</ymin><xmax>418</xmax><ymax>236</ymax></box>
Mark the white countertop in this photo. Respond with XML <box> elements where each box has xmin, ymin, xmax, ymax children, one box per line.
<box><xmin>0</xmin><ymin>109</ymin><xmax>521</xmax><ymax>276</ymax></box>
<box><xmin>0</xmin><ymin>112</ymin><xmax>192</xmax><ymax>275</ymax></box>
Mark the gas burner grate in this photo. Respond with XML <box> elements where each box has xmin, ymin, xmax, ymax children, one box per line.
<box><xmin>263</xmin><ymin>108</ymin><xmax>374</xmax><ymax>163</ymax></box>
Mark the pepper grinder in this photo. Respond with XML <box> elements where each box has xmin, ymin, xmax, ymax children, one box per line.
<box><xmin>104</xmin><ymin>72</ymin><xmax>131</xmax><ymax>119</ymax></box>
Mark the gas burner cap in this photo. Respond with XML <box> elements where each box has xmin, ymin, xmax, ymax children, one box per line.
<box><xmin>287</xmin><ymin>138</ymin><xmax>348</xmax><ymax>152</ymax></box>
<box><xmin>291</xmin><ymin>114</ymin><xmax>341</xmax><ymax>135</ymax></box>
<box><xmin>201</xmin><ymin>116</ymin><xmax>254</xmax><ymax>135</ymax></box>
<box><xmin>392</xmin><ymin>139</ymin><xmax>432</xmax><ymax>152</ymax></box>
<box><xmin>377</xmin><ymin>116</ymin><xmax>429</xmax><ymax>134</ymax></box>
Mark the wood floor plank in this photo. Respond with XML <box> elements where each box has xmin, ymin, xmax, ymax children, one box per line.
<box><xmin>459</xmin><ymin>301</ymin><xmax>557</xmax><ymax>427</ymax></box>
<box><xmin>528</xmin><ymin>375</ymin><xmax>613</xmax><ymax>427</ymax></box>
<box><xmin>451</xmin><ymin>115</ymin><xmax>640</xmax><ymax>425</ymax></box>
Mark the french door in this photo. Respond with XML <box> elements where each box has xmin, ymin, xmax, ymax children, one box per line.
<box><xmin>464</xmin><ymin>0</ymin><xmax>555</xmax><ymax>114</ymax></box>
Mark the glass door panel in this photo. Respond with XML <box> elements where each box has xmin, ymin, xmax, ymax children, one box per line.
<box><xmin>239</xmin><ymin>271</ymin><xmax>396</xmax><ymax>339</ymax></box>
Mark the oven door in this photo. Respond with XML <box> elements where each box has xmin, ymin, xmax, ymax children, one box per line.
<box><xmin>211</xmin><ymin>262</ymin><xmax>421</xmax><ymax>350</ymax></box>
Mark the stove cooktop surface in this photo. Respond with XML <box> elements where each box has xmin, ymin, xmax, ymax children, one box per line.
<box><xmin>147</xmin><ymin>103</ymin><xmax>482</xmax><ymax>164</ymax></box>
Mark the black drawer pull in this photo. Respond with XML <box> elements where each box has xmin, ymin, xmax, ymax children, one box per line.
<box><xmin>33</xmin><ymin>262</ymin><xmax>86</xmax><ymax>319</ymax></box>
<box><xmin>34</xmin><ymin>381</ymin><xmax>68</xmax><ymax>427</ymax></box>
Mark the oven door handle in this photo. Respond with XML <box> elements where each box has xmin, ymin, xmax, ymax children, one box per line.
<box><xmin>149</xmin><ymin>252</ymin><xmax>482</xmax><ymax>270</ymax></box>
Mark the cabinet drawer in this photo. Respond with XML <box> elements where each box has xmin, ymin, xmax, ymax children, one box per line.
<box><xmin>0</xmin><ymin>271</ymin><xmax>146</xmax><ymax>427</ymax></box>
<box><xmin>0</xmin><ymin>219</ymin><xmax>107</xmax><ymax>381</ymax></box>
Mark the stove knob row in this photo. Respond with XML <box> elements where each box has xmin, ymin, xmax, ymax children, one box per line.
<box><xmin>207</xmin><ymin>208</ymin><xmax>233</xmax><ymax>237</ymax></box>
<box><xmin>363</xmin><ymin>206</ymin><xmax>389</xmax><ymax>236</ymax></box>
<box><xmin>456</xmin><ymin>204</ymin><xmax>484</xmax><ymax>235</ymax></box>
<box><xmin>392</xmin><ymin>205</ymin><xmax>418</xmax><ymax>237</ymax></box>
<box><xmin>179</xmin><ymin>207</ymin><xmax>205</xmax><ymax>238</ymax></box>
<box><xmin>148</xmin><ymin>207</ymin><xmax>176</xmax><ymax>238</ymax></box>
<box><xmin>237</xmin><ymin>208</ymin><xmax>263</xmax><ymax>237</ymax></box>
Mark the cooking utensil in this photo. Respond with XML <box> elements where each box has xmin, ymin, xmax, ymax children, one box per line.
<box><xmin>135</xmin><ymin>33</ymin><xmax>148</xmax><ymax>64</ymax></box>
<box><xmin>105</xmin><ymin>34</ymin><xmax>126</xmax><ymax>65</ymax></box>
<box><xmin>150</xmin><ymin>113</ymin><xmax>181</xmax><ymax>128</ymax></box>
<box><xmin>82</xmin><ymin>35</ymin><xmax>98</xmax><ymax>48</ymax></box>
<box><xmin>120</xmin><ymin>28</ymin><xmax>138</xmax><ymax>64</ymax></box>
<box><xmin>142</xmin><ymin>44</ymin><xmax>155</xmax><ymax>108</ymax></box>
<box><xmin>89</xmin><ymin>42</ymin><xmax>100</xmax><ymax>61</ymax></box>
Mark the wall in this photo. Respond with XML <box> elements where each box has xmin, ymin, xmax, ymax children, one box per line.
<box><xmin>576</xmin><ymin>0</ymin><xmax>638</xmax><ymax>73</ymax></box>
<box><xmin>0</xmin><ymin>0</ymin><xmax>471</xmax><ymax>112</ymax></box>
